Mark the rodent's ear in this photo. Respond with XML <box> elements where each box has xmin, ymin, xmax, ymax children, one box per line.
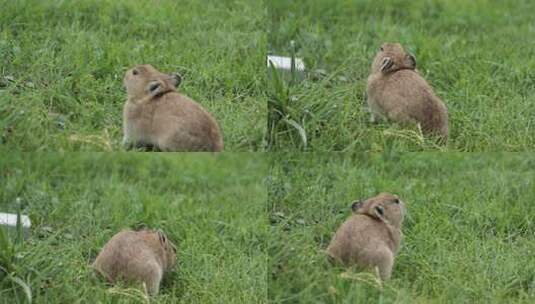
<box><xmin>157</xmin><ymin>230</ymin><xmax>167</xmax><ymax>245</ymax></box>
<box><xmin>380</xmin><ymin>57</ymin><xmax>394</xmax><ymax>72</ymax></box>
<box><xmin>147</xmin><ymin>80</ymin><xmax>161</xmax><ymax>93</ymax></box>
<box><xmin>351</xmin><ymin>200</ymin><xmax>363</xmax><ymax>213</ymax></box>
<box><xmin>405</xmin><ymin>53</ymin><xmax>416</xmax><ymax>69</ymax></box>
<box><xmin>171</xmin><ymin>73</ymin><xmax>181</xmax><ymax>87</ymax></box>
<box><xmin>374</xmin><ymin>205</ymin><xmax>385</xmax><ymax>219</ymax></box>
<box><xmin>147</xmin><ymin>80</ymin><xmax>165</xmax><ymax>96</ymax></box>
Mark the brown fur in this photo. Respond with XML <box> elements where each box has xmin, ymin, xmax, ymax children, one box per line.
<box><xmin>123</xmin><ymin>64</ymin><xmax>224</xmax><ymax>151</ymax></box>
<box><xmin>326</xmin><ymin>193</ymin><xmax>405</xmax><ymax>280</ymax></box>
<box><xmin>92</xmin><ymin>229</ymin><xmax>177</xmax><ymax>296</ymax></box>
<box><xmin>366</xmin><ymin>43</ymin><xmax>449</xmax><ymax>140</ymax></box>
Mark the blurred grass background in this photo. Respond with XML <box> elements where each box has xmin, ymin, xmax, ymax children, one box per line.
<box><xmin>269</xmin><ymin>152</ymin><xmax>535</xmax><ymax>303</ymax></box>
<box><xmin>0</xmin><ymin>0</ymin><xmax>266</xmax><ymax>151</ymax></box>
<box><xmin>0</xmin><ymin>152</ymin><xmax>267</xmax><ymax>303</ymax></box>
<box><xmin>268</xmin><ymin>0</ymin><xmax>535</xmax><ymax>151</ymax></box>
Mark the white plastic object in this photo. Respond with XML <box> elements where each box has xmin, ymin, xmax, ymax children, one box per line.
<box><xmin>0</xmin><ymin>212</ymin><xmax>31</xmax><ymax>237</ymax></box>
<box><xmin>267</xmin><ymin>55</ymin><xmax>305</xmax><ymax>71</ymax></box>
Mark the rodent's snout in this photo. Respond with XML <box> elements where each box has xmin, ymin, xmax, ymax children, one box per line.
<box><xmin>122</xmin><ymin>69</ymin><xmax>133</xmax><ymax>90</ymax></box>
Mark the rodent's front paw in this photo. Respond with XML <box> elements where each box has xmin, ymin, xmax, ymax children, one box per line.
<box><xmin>380</xmin><ymin>57</ymin><xmax>394</xmax><ymax>72</ymax></box>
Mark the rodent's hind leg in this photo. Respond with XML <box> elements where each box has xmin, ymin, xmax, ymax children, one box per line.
<box><xmin>136</xmin><ymin>143</ymin><xmax>159</xmax><ymax>152</ymax></box>
<box><xmin>147</xmin><ymin>271</ymin><xmax>162</xmax><ymax>296</ymax></box>
<box><xmin>126</xmin><ymin>141</ymin><xmax>160</xmax><ymax>152</ymax></box>
<box><xmin>122</xmin><ymin>134</ymin><xmax>157</xmax><ymax>151</ymax></box>
<box><xmin>370</xmin><ymin>112</ymin><xmax>379</xmax><ymax>124</ymax></box>
<box><xmin>366</xmin><ymin>97</ymin><xmax>385</xmax><ymax>124</ymax></box>
<box><xmin>141</xmin><ymin>261</ymin><xmax>163</xmax><ymax>296</ymax></box>
<box><xmin>369</xmin><ymin>111</ymin><xmax>388</xmax><ymax>124</ymax></box>
<box><xmin>122</xmin><ymin>137</ymin><xmax>134</xmax><ymax>150</ymax></box>
<box><xmin>375</xmin><ymin>249</ymin><xmax>394</xmax><ymax>281</ymax></box>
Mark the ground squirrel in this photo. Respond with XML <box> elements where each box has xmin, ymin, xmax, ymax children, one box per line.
<box><xmin>123</xmin><ymin>64</ymin><xmax>224</xmax><ymax>151</ymax></box>
<box><xmin>326</xmin><ymin>193</ymin><xmax>405</xmax><ymax>280</ymax></box>
<box><xmin>366</xmin><ymin>43</ymin><xmax>449</xmax><ymax>140</ymax></box>
<box><xmin>92</xmin><ymin>229</ymin><xmax>177</xmax><ymax>296</ymax></box>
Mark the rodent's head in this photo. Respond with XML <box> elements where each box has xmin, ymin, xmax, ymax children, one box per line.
<box><xmin>351</xmin><ymin>192</ymin><xmax>405</xmax><ymax>228</ymax></box>
<box><xmin>123</xmin><ymin>64</ymin><xmax>181</xmax><ymax>101</ymax></box>
<box><xmin>371</xmin><ymin>43</ymin><xmax>416</xmax><ymax>74</ymax></box>
<box><xmin>156</xmin><ymin>230</ymin><xmax>177</xmax><ymax>271</ymax></box>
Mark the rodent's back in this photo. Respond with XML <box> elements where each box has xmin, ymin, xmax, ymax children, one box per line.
<box><xmin>154</xmin><ymin>92</ymin><xmax>224</xmax><ymax>151</ymax></box>
<box><xmin>368</xmin><ymin>70</ymin><xmax>448</xmax><ymax>137</ymax></box>
<box><xmin>92</xmin><ymin>230</ymin><xmax>165</xmax><ymax>281</ymax></box>
<box><xmin>327</xmin><ymin>214</ymin><xmax>394</xmax><ymax>265</ymax></box>
<box><xmin>391</xmin><ymin>70</ymin><xmax>448</xmax><ymax>137</ymax></box>
<box><xmin>93</xmin><ymin>230</ymin><xmax>139</xmax><ymax>281</ymax></box>
<box><xmin>369</xmin><ymin>70</ymin><xmax>430</xmax><ymax>100</ymax></box>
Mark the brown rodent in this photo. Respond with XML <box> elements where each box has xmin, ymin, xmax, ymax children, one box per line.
<box><xmin>122</xmin><ymin>64</ymin><xmax>224</xmax><ymax>151</ymax></box>
<box><xmin>92</xmin><ymin>229</ymin><xmax>177</xmax><ymax>296</ymax></box>
<box><xmin>326</xmin><ymin>193</ymin><xmax>405</xmax><ymax>280</ymax></box>
<box><xmin>366</xmin><ymin>43</ymin><xmax>449</xmax><ymax>140</ymax></box>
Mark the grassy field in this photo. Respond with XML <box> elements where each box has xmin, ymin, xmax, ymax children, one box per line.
<box><xmin>0</xmin><ymin>153</ymin><xmax>267</xmax><ymax>303</ymax></box>
<box><xmin>268</xmin><ymin>0</ymin><xmax>535</xmax><ymax>151</ymax></box>
<box><xmin>0</xmin><ymin>0</ymin><xmax>266</xmax><ymax>151</ymax></box>
<box><xmin>268</xmin><ymin>153</ymin><xmax>535</xmax><ymax>303</ymax></box>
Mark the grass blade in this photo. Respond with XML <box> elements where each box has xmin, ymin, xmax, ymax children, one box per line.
<box><xmin>284</xmin><ymin>118</ymin><xmax>307</xmax><ymax>149</ymax></box>
<box><xmin>16</xmin><ymin>207</ymin><xmax>23</xmax><ymax>245</ymax></box>
<box><xmin>7</xmin><ymin>274</ymin><xmax>32</xmax><ymax>304</ymax></box>
<box><xmin>0</xmin><ymin>227</ymin><xmax>13</xmax><ymax>275</ymax></box>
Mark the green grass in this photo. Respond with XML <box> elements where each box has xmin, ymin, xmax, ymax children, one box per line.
<box><xmin>0</xmin><ymin>153</ymin><xmax>267</xmax><ymax>303</ymax></box>
<box><xmin>2</xmin><ymin>1</ymin><xmax>535</xmax><ymax>303</ymax></box>
<box><xmin>0</xmin><ymin>0</ymin><xmax>266</xmax><ymax>151</ymax></box>
<box><xmin>268</xmin><ymin>153</ymin><xmax>535</xmax><ymax>303</ymax></box>
<box><xmin>268</xmin><ymin>0</ymin><xmax>535</xmax><ymax>151</ymax></box>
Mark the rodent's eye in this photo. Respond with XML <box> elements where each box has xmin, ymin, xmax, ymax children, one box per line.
<box><xmin>393</xmin><ymin>198</ymin><xmax>400</xmax><ymax>204</ymax></box>
<box><xmin>132</xmin><ymin>69</ymin><xmax>139</xmax><ymax>75</ymax></box>
<box><xmin>380</xmin><ymin>47</ymin><xmax>384</xmax><ymax>51</ymax></box>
